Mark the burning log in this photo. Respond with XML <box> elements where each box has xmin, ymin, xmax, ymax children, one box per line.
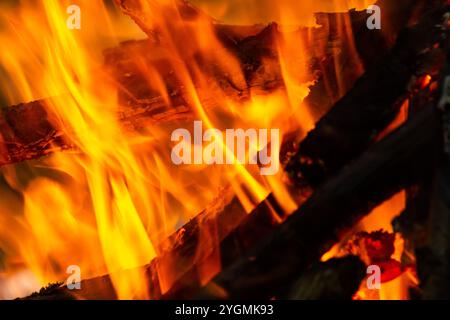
<box><xmin>392</xmin><ymin>82</ymin><xmax>439</xmax><ymax>300</ymax></box>
<box><xmin>324</xmin><ymin>230</ymin><xmax>413</xmax><ymax>300</ymax></box>
<box><xmin>21</xmin><ymin>1</ymin><xmax>449</xmax><ymax>300</ymax></box>
<box><xmin>0</xmin><ymin>25</ymin><xmax>298</xmax><ymax>167</ymax></box>
<box><xmin>386</xmin><ymin>13</ymin><xmax>450</xmax><ymax>300</ymax></box>
<box><xmin>284</xmin><ymin>0</ymin><xmax>429</xmax><ymax>120</ymax></box>
<box><xmin>0</xmin><ymin>101</ymin><xmax>64</xmax><ymax>166</ymax></box>
<box><xmin>412</xmin><ymin>59</ymin><xmax>450</xmax><ymax>299</ymax></box>
<box><xmin>25</xmin><ymin>103</ymin><xmax>438</xmax><ymax>300</ymax></box>
<box><xmin>4</xmin><ymin>2</ymin><xmax>390</xmax><ymax>298</ymax></box>
<box><xmin>31</xmin><ymin>89</ymin><xmax>438</xmax><ymax>301</ymax></box>
<box><xmin>286</xmin><ymin>1</ymin><xmax>449</xmax><ymax>187</ymax></box>
<box><xmin>0</xmin><ymin>96</ymin><xmax>194</xmax><ymax>167</ymax></box>
<box><xmin>23</xmin><ymin>191</ymin><xmax>280</xmax><ymax>300</ymax></box>
<box><xmin>3</xmin><ymin>7</ymin><xmax>431</xmax><ymax>294</ymax></box>
<box><xmin>186</xmin><ymin>105</ymin><xmax>439</xmax><ymax>299</ymax></box>
<box><xmin>1</xmin><ymin>0</ymin><xmax>422</xmax><ymax>168</ymax></box>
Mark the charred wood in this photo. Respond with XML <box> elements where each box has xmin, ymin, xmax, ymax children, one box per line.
<box><xmin>286</xmin><ymin>3</ymin><xmax>449</xmax><ymax>188</ymax></box>
<box><xmin>185</xmin><ymin>105</ymin><xmax>439</xmax><ymax>299</ymax></box>
<box><xmin>417</xmin><ymin>52</ymin><xmax>450</xmax><ymax>299</ymax></box>
<box><xmin>1</xmin><ymin>0</ymin><xmax>423</xmax><ymax>168</ymax></box>
<box><xmin>25</xmin><ymin>99</ymin><xmax>437</xmax><ymax>301</ymax></box>
<box><xmin>286</xmin><ymin>256</ymin><xmax>366</xmax><ymax>300</ymax></box>
<box><xmin>16</xmin><ymin>0</ymin><xmax>446</xmax><ymax>300</ymax></box>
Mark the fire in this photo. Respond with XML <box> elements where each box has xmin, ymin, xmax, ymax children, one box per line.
<box><xmin>0</xmin><ymin>0</ymin><xmax>158</xmax><ymax>299</ymax></box>
<box><xmin>0</xmin><ymin>0</ymin><xmax>375</xmax><ymax>299</ymax></box>
<box><xmin>321</xmin><ymin>191</ymin><xmax>418</xmax><ymax>300</ymax></box>
<box><xmin>191</xmin><ymin>0</ymin><xmax>375</xmax><ymax>26</ymax></box>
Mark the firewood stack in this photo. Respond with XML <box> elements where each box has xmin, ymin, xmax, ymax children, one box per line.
<box><xmin>1</xmin><ymin>0</ymin><xmax>449</xmax><ymax>299</ymax></box>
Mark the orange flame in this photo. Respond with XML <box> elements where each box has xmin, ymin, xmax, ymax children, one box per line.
<box><xmin>0</xmin><ymin>0</ymin><xmax>375</xmax><ymax>299</ymax></box>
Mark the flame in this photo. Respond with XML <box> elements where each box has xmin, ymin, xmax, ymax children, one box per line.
<box><xmin>356</xmin><ymin>191</ymin><xmax>414</xmax><ymax>300</ymax></box>
<box><xmin>0</xmin><ymin>0</ymin><xmax>375</xmax><ymax>299</ymax></box>
<box><xmin>0</xmin><ymin>0</ymin><xmax>159</xmax><ymax>299</ymax></box>
<box><xmin>321</xmin><ymin>191</ymin><xmax>417</xmax><ymax>300</ymax></box>
<box><xmin>191</xmin><ymin>0</ymin><xmax>375</xmax><ymax>26</ymax></box>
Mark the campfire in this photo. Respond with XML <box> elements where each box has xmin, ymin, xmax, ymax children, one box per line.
<box><xmin>0</xmin><ymin>0</ymin><xmax>449</xmax><ymax>300</ymax></box>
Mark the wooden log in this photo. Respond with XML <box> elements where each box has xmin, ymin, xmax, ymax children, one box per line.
<box><xmin>391</xmin><ymin>12</ymin><xmax>450</xmax><ymax>300</ymax></box>
<box><xmin>286</xmin><ymin>2</ymin><xmax>449</xmax><ymax>187</ymax></box>
<box><xmin>6</xmin><ymin>10</ymin><xmax>371</xmax><ymax>298</ymax></box>
<box><xmin>286</xmin><ymin>256</ymin><xmax>366</xmax><ymax>300</ymax></box>
<box><xmin>183</xmin><ymin>105</ymin><xmax>439</xmax><ymax>299</ymax></box>
<box><xmin>392</xmin><ymin>77</ymin><xmax>438</xmax><ymax>298</ymax></box>
<box><xmin>25</xmin><ymin>98</ymin><xmax>436</xmax><ymax>300</ymax></box>
<box><xmin>303</xmin><ymin>0</ymin><xmax>430</xmax><ymax>123</ymax></box>
<box><xmin>25</xmin><ymin>103</ymin><xmax>437</xmax><ymax>300</ymax></box>
<box><xmin>12</xmin><ymin>0</ymin><xmax>438</xmax><ymax>300</ymax></box>
<box><xmin>24</xmin><ymin>190</ymin><xmax>280</xmax><ymax>300</ymax></box>
<box><xmin>136</xmin><ymin>7</ymin><xmax>448</xmax><ymax>297</ymax></box>
<box><xmin>22</xmin><ymin>1</ymin><xmax>444</xmax><ymax>300</ymax></box>
<box><xmin>36</xmin><ymin>79</ymin><xmax>436</xmax><ymax>300</ymax></box>
<box><xmin>2</xmin><ymin>0</ymin><xmax>423</xmax><ymax>168</ymax></box>
<box><xmin>0</xmin><ymin>23</ymin><xmax>305</xmax><ymax>168</ymax></box>
<box><xmin>0</xmin><ymin>101</ymin><xmax>65</xmax><ymax>167</ymax></box>
<box><xmin>0</xmin><ymin>97</ymin><xmax>194</xmax><ymax>167</ymax></box>
<box><xmin>417</xmin><ymin>53</ymin><xmax>450</xmax><ymax>298</ymax></box>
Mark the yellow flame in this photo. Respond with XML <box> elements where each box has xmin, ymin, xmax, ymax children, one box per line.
<box><xmin>0</xmin><ymin>0</ymin><xmax>370</xmax><ymax>299</ymax></box>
